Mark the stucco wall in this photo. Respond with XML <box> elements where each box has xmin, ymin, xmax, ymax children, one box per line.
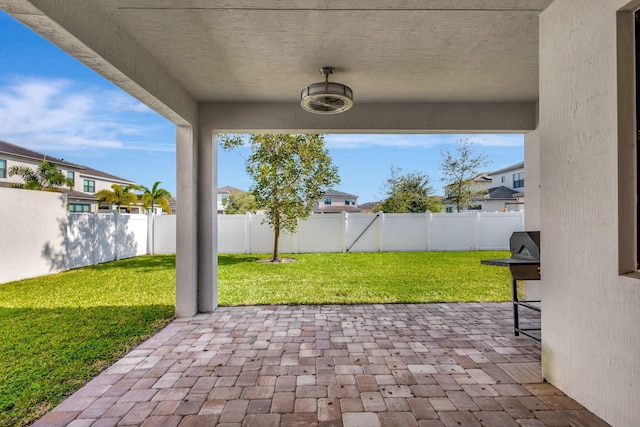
<box><xmin>524</xmin><ymin>129</ymin><xmax>540</xmax><ymax>231</ymax></box>
<box><xmin>0</xmin><ymin>187</ymin><xmax>67</xmax><ymax>283</ymax></box>
<box><xmin>540</xmin><ymin>1</ymin><xmax>640</xmax><ymax>425</ymax></box>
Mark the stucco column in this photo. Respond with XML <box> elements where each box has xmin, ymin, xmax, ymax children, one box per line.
<box><xmin>176</xmin><ymin>125</ymin><xmax>199</xmax><ymax>317</ymax></box>
<box><xmin>197</xmin><ymin>126</ymin><xmax>218</xmax><ymax>312</ymax></box>
<box><xmin>524</xmin><ymin>117</ymin><xmax>541</xmax><ymax>231</ymax></box>
<box><xmin>524</xmin><ymin>125</ymin><xmax>541</xmax><ymax>301</ymax></box>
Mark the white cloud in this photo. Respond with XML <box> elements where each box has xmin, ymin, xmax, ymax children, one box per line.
<box><xmin>0</xmin><ymin>77</ymin><xmax>171</xmax><ymax>153</ymax></box>
<box><xmin>325</xmin><ymin>133</ymin><xmax>524</xmax><ymax>149</ymax></box>
<box><xmin>462</xmin><ymin>134</ymin><xmax>524</xmax><ymax>148</ymax></box>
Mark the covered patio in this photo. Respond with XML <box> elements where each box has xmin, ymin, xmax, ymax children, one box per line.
<box><xmin>2</xmin><ymin>0</ymin><xmax>639</xmax><ymax>425</ymax></box>
<box><xmin>35</xmin><ymin>303</ymin><xmax>610</xmax><ymax>426</ymax></box>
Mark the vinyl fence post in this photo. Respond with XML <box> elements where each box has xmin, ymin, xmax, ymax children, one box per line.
<box><xmin>91</xmin><ymin>213</ymin><xmax>97</xmax><ymax>266</ymax></box>
<box><xmin>473</xmin><ymin>212</ymin><xmax>480</xmax><ymax>250</ymax></box>
<box><xmin>425</xmin><ymin>211</ymin><xmax>431</xmax><ymax>252</ymax></box>
<box><xmin>147</xmin><ymin>213</ymin><xmax>154</xmax><ymax>255</ymax></box>
<box><xmin>378</xmin><ymin>212</ymin><xmax>384</xmax><ymax>252</ymax></box>
<box><xmin>342</xmin><ymin>211</ymin><xmax>348</xmax><ymax>253</ymax></box>
<box><xmin>114</xmin><ymin>212</ymin><xmax>120</xmax><ymax>261</ymax></box>
<box><xmin>246</xmin><ymin>212</ymin><xmax>252</xmax><ymax>254</ymax></box>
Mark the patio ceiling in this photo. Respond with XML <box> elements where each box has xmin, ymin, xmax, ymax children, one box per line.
<box><xmin>100</xmin><ymin>0</ymin><xmax>549</xmax><ymax>104</ymax></box>
<box><xmin>2</xmin><ymin>0</ymin><xmax>552</xmax><ymax>129</ymax></box>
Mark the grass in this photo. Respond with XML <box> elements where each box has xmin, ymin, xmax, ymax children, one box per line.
<box><xmin>0</xmin><ymin>250</ymin><xmax>511</xmax><ymax>426</ymax></box>
<box><xmin>0</xmin><ymin>256</ymin><xmax>176</xmax><ymax>427</ymax></box>
<box><xmin>218</xmin><ymin>251</ymin><xmax>512</xmax><ymax>305</ymax></box>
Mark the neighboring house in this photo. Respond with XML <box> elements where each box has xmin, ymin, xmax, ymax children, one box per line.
<box><xmin>168</xmin><ymin>197</ymin><xmax>178</xmax><ymax>216</ymax></box>
<box><xmin>442</xmin><ymin>162</ymin><xmax>525</xmax><ymax>213</ymax></box>
<box><xmin>217</xmin><ymin>186</ymin><xmax>242</xmax><ymax>214</ymax></box>
<box><xmin>314</xmin><ymin>189</ymin><xmax>361</xmax><ymax>213</ymax></box>
<box><xmin>0</xmin><ymin>140</ymin><xmax>136</xmax><ymax>212</ymax></box>
<box><xmin>490</xmin><ymin>161</ymin><xmax>525</xmax><ymax>193</ymax></box>
<box><xmin>358</xmin><ymin>202</ymin><xmax>379</xmax><ymax>213</ymax></box>
<box><xmin>466</xmin><ymin>186</ymin><xmax>522</xmax><ymax>213</ymax></box>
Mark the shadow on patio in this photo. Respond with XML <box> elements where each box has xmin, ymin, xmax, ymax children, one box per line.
<box><xmin>36</xmin><ymin>303</ymin><xmax>609</xmax><ymax>427</ymax></box>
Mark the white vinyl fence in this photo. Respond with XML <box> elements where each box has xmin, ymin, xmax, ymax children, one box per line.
<box><xmin>1</xmin><ymin>187</ymin><xmax>149</xmax><ymax>283</ymax></box>
<box><xmin>152</xmin><ymin>211</ymin><xmax>525</xmax><ymax>255</ymax></box>
<box><xmin>66</xmin><ymin>213</ymin><xmax>149</xmax><ymax>269</ymax></box>
<box><xmin>2</xmin><ymin>182</ymin><xmax>524</xmax><ymax>283</ymax></box>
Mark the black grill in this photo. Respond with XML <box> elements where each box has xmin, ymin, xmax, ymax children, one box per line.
<box><xmin>482</xmin><ymin>231</ymin><xmax>541</xmax><ymax>341</ymax></box>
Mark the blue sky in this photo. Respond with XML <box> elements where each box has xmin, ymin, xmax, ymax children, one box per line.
<box><xmin>0</xmin><ymin>11</ymin><xmax>524</xmax><ymax>203</ymax></box>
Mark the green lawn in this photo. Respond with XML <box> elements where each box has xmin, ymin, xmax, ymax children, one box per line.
<box><xmin>219</xmin><ymin>251</ymin><xmax>512</xmax><ymax>305</ymax></box>
<box><xmin>0</xmin><ymin>256</ymin><xmax>177</xmax><ymax>427</ymax></box>
<box><xmin>0</xmin><ymin>251</ymin><xmax>510</xmax><ymax>426</ymax></box>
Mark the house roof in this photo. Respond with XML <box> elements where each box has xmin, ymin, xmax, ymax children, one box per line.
<box><xmin>323</xmin><ymin>189</ymin><xmax>358</xmax><ymax>199</ymax></box>
<box><xmin>314</xmin><ymin>205</ymin><xmax>362</xmax><ymax>214</ymax></box>
<box><xmin>489</xmin><ymin>161</ymin><xmax>525</xmax><ymax>175</ymax></box>
<box><xmin>77</xmin><ymin>166</ymin><xmax>135</xmax><ymax>184</ymax></box>
<box><xmin>0</xmin><ymin>140</ymin><xmax>83</xmax><ymax>169</ymax></box>
<box><xmin>0</xmin><ymin>140</ymin><xmax>134</xmax><ymax>183</ymax></box>
<box><xmin>477</xmin><ymin>186</ymin><xmax>520</xmax><ymax>200</ymax></box>
<box><xmin>358</xmin><ymin>202</ymin><xmax>379</xmax><ymax>211</ymax></box>
<box><xmin>217</xmin><ymin>186</ymin><xmax>243</xmax><ymax>194</ymax></box>
<box><xmin>444</xmin><ymin>173</ymin><xmax>492</xmax><ymax>190</ymax></box>
<box><xmin>473</xmin><ymin>173</ymin><xmax>492</xmax><ymax>183</ymax></box>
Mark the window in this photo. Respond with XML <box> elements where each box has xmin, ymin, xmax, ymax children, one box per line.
<box><xmin>513</xmin><ymin>172</ymin><xmax>525</xmax><ymax>188</ymax></box>
<box><xmin>445</xmin><ymin>207</ymin><xmax>453</xmax><ymax>213</ymax></box>
<box><xmin>467</xmin><ymin>205</ymin><xmax>482</xmax><ymax>210</ymax></box>
<box><xmin>324</xmin><ymin>198</ymin><xmax>331</xmax><ymax>205</ymax></box>
<box><xmin>0</xmin><ymin>159</ymin><xmax>5</xmax><ymax>178</ymax></box>
<box><xmin>221</xmin><ymin>194</ymin><xmax>228</xmax><ymax>203</ymax></box>
<box><xmin>617</xmin><ymin>6</ymin><xmax>640</xmax><ymax>273</ymax></box>
<box><xmin>67</xmin><ymin>171</ymin><xmax>74</xmax><ymax>186</ymax></box>
<box><xmin>501</xmin><ymin>176</ymin><xmax>505</xmax><ymax>183</ymax></box>
<box><xmin>68</xmin><ymin>203</ymin><xmax>90</xmax><ymax>212</ymax></box>
<box><xmin>83</xmin><ymin>179</ymin><xmax>95</xmax><ymax>193</ymax></box>
<box><xmin>345</xmin><ymin>199</ymin><xmax>350</xmax><ymax>205</ymax></box>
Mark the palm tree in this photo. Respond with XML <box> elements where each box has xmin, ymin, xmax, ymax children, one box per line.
<box><xmin>9</xmin><ymin>158</ymin><xmax>73</xmax><ymax>192</ymax></box>
<box><xmin>96</xmin><ymin>184</ymin><xmax>141</xmax><ymax>213</ymax></box>
<box><xmin>141</xmin><ymin>181</ymin><xmax>172</xmax><ymax>214</ymax></box>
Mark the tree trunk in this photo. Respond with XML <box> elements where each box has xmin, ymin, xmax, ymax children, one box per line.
<box><xmin>272</xmin><ymin>222</ymin><xmax>281</xmax><ymax>262</ymax></box>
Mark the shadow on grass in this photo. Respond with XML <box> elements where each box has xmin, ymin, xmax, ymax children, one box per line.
<box><xmin>87</xmin><ymin>255</ymin><xmax>176</xmax><ymax>272</ymax></box>
<box><xmin>218</xmin><ymin>255</ymin><xmax>260</xmax><ymax>266</ymax></box>
<box><xmin>0</xmin><ymin>304</ymin><xmax>174</xmax><ymax>427</ymax></box>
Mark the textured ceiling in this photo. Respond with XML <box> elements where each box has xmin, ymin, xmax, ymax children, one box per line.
<box><xmin>93</xmin><ymin>0</ymin><xmax>552</xmax><ymax>104</ymax></box>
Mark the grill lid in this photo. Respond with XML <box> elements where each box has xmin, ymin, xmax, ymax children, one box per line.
<box><xmin>509</xmin><ymin>231</ymin><xmax>540</xmax><ymax>260</ymax></box>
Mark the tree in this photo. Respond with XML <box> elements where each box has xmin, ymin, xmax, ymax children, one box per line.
<box><xmin>375</xmin><ymin>166</ymin><xmax>443</xmax><ymax>213</ymax></box>
<box><xmin>141</xmin><ymin>181</ymin><xmax>172</xmax><ymax>214</ymax></box>
<box><xmin>439</xmin><ymin>139</ymin><xmax>490</xmax><ymax>212</ymax></box>
<box><xmin>223</xmin><ymin>189</ymin><xmax>258</xmax><ymax>214</ymax></box>
<box><xmin>96</xmin><ymin>184</ymin><xmax>141</xmax><ymax>213</ymax></box>
<box><xmin>8</xmin><ymin>158</ymin><xmax>73</xmax><ymax>192</ymax></box>
<box><xmin>220</xmin><ymin>134</ymin><xmax>340</xmax><ymax>262</ymax></box>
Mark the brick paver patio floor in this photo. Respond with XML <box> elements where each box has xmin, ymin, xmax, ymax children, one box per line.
<box><xmin>36</xmin><ymin>303</ymin><xmax>610</xmax><ymax>427</ymax></box>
